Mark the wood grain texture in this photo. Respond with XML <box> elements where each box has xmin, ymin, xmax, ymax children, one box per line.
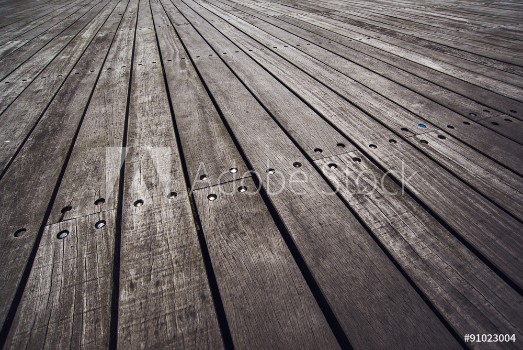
<box><xmin>117</xmin><ymin>1</ymin><xmax>222</xmax><ymax>348</ymax></box>
<box><xmin>4</xmin><ymin>211</ymin><xmax>117</xmax><ymax>349</ymax></box>
<box><xmin>0</xmin><ymin>0</ymin><xmax>113</xmax><ymax>173</ymax></box>
<box><xmin>0</xmin><ymin>0</ymin><xmax>123</xmax><ymax>330</ymax></box>
<box><xmin>1</xmin><ymin>0</ymin><xmax>522</xmax><ymax>347</ymax></box>
<box><xmin>49</xmin><ymin>0</ymin><xmax>138</xmax><ymax>225</ymax></box>
<box><xmin>178</xmin><ymin>0</ymin><xmax>523</xmax><ymax>290</ymax></box>
<box><xmin>315</xmin><ymin>152</ymin><xmax>523</xmax><ymax>344</ymax></box>
<box><xmin>0</xmin><ymin>0</ymin><xmax>116</xmax><ymax>114</ymax></box>
<box><xmin>162</xmin><ymin>2</ymin><xmax>460</xmax><ymax>348</ymax></box>
<box><xmin>152</xmin><ymin>0</ymin><xmax>248</xmax><ymax>190</ymax></box>
<box><xmin>193</xmin><ymin>178</ymin><xmax>339</xmax><ymax>349</ymax></box>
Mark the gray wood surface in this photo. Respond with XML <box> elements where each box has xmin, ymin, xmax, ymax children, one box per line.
<box><xmin>117</xmin><ymin>1</ymin><xmax>222</xmax><ymax>348</ymax></box>
<box><xmin>0</xmin><ymin>0</ymin><xmax>123</xmax><ymax>333</ymax></box>
<box><xmin>1</xmin><ymin>0</ymin><xmax>522</xmax><ymax>348</ymax></box>
<box><xmin>162</xmin><ymin>2</ymin><xmax>460</xmax><ymax>348</ymax></box>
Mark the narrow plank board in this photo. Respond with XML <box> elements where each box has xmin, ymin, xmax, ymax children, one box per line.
<box><xmin>4</xmin><ymin>211</ymin><xmax>117</xmax><ymax>349</ymax></box>
<box><xmin>162</xmin><ymin>2</ymin><xmax>460</xmax><ymax>348</ymax></box>
<box><xmin>199</xmin><ymin>0</ymin><xmax>523</xmax><ymax>178</ymax></box>
<box><xmin>193</xmin><ymin>178</ymin><xmax>339</xmax><ymax>349</ymax></box>
<box><xmin>0</xmin><ymin>0</ymin><xmax>99</xmax><ymax>78</ymax></box>
<box><xmin>49</xmin><ymin>0</ymin><xmax>138</xmax><ymax>224</ymax></box>
<box><xmin>315</xmin><ymin>152</ymin><xmax>523</xmax><ymax>343</ymax></box>
<box><xmin>176</xmin><ymin>0</ymin><xmax>523</xmax><ymax>290</ymax></box>
<box><xmin>151</xmin><ymin>4</ymin><xmax>339</xmax><ymax>346</ymax></box>
<box><xmin>0</xmin><ymin>0</ymin><xmax>124</xmax><ymax>331</ymax></box>
<box><xmin>215</xmin><ymin>0</ymin><xmax>523</xmax><ymax>144</ymax></box>
<box><xmin>0</xmin><ymin>0</ymin><xmax>114</xmax><ymax>114</ymax></box>
<box><xmin>0</xmin><ymin>0</ymin><xmax>114</xmax><ymax>174</ymax></box>
<box><xmin>152</xmin><ymin>0</ymin><xmax>249</xmax><ymax>189</ymax></box>
<box><xmin>117</xmin><ymin>0</ymin><xmax>222</xmax><ymax>347</ymax></box>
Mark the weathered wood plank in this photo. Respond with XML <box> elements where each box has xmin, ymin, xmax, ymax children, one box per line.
<box><xmin>4</xmin><ymin>211</ymin><xmax>117</xmax><ymax>349</ymax></box>
<box><xmin>0</xmin><ymin>0</ymin><xmax>114</xmax><ymax>114</ymax></box>
<box><xmin>151</xmin><ymin>3</ymin><xmax>339</xmax><ymax>346</ymax></box>
<box><xmin>117</xmin><ymin>0</ymin><xmax>222</xmax><ymax>347</ymax></box>
<box><xmin>0</xmin><ymin>0</ymin><xmax>124</xmax><ymax>334</ymax></box>
<box><xmin>177</xmin><ymin>0</ymin><xmax>523</xmax><ymax>290</ymax></box>
<box><xmin>193</xmin><ymin>178</ymin><xmax>339</xmax><ymax>349</ymax></box>
<box><xmin>49</xmin><ymin>0</ymin><xmax>138</xmax><ymax>224</ymax></box>
<box><xmin>152</xmin><ymin>0</ymin><xmax>248</xmax><ymax>189</ymax></box>
<box><xmin>0</xmin><ymin>0</ymin><xmax>97</xmax><ymax>75</ymax></box>
<box><xmin>0</xmin><ymin>0</ymin><xmax>114</xmax><ymax>173</ymax></box>
<box><xmin>162</xmin><ymin>2</ymin><xmax>460</xmax><ymax>348</ymax></box>
<box><xmin>215</xmin><ymin>0</ymin><xmax>523</xmax><ymax>144</ymax></box>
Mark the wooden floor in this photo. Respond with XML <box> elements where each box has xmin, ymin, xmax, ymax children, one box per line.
<box><xmin>0</xmin><ymin>0</ymin><xmax>522</xmax><ymax>348</ymax></box>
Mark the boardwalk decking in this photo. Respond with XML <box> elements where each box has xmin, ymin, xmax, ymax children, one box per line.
<box><xmin>0</xmin><ymin>0</ymin><xmax>522</xmax><ymax>348</ymax></box>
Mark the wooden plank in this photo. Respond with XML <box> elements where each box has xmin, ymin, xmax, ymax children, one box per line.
<box><xmin>253</xmin><ymin>2</ymin><xmax>523</xmax><ymax>102</ymax></box>
<box><xmin>117</xmin><ymin>0</ymin><xmax>222</xmax><ymax>347</ymax></box>
<box><xmin>231</xmin><ymin>6</ymin><xmax>523</xmax><ymax>119</ymax></box>
<box><xmin>151</xmin><ymin>3</ymin><xmax>338</xmax><ymax>347</ymax></box>
<box><xmin>157</xmin><ymin>1</ymin><xmax>523</xmax><ymax>342</ymax></box>
<box><xmin>299</xmin><ymin>0</ymin><xmax>523</xmax><ymax>66</ymax></box>
<box><xmin>0</xmin><ymin>0</ymin><xmax>94</xmax><ymax>70</ymax></box>
<box><xmin>48</xmin><ymin>0</ymin><xmax>137</xmax><ymax>224</ymax></box>
<box><xmin>1</xmin><ymin>1</ymin><xmax>138</xmax><ymax>346</ymax></box>
<box><xmin>277</xmin><ymin>0</ymin><xmax>523</xmax><ymax>69</ymax></box>
<box><xmin>4</xmin><ymin>211</ymin><xmax>117</xmax><ymax>349</ymax></box>
<box><xmin>193</xmin><ymin>178</ymin><xmax>339</xmax><ymax>348</ymax></box>
<box><xmin>0</xmin><ymin>0</ymin><xmax>114</xmax><ymax>174</ymax></box>
<box><xmin>314</xmin><ymin>151</ymin><xmax>523</xmax><ymax>344</ymax></box>
<box><xmin>152</xmin><ymin>0</ymin><xmax>248</xmax><ymax>189</ymax></box>
<box><xmin>197</xmin><ymin>0</ymin><xmax>523</xmax><ymax>220</ymax></box>
<box><xmin>0</xmin><ymin>0</ymin><xmax>86</xmax><ymax>50</ymax></box>
<box><xmin>205</xmin><ymin>0</ymin><xmax>523</xmax><ymax>176</ymax></box>
<box><xmin>175</xmin><ymin>0</ymin><xmax>523</xmax><ymax>290</ymax></box>
<box><xmin>0</xmin><ymin>0</ymin><xmax>114</xmax><ymax>114</ymax></box>
<box><xmin>216</xmin><ymin>0</ymin><xmax>523</xmax><ymax>144</ymax></box>
<box><xmin>0</xmin><ymin>0</ymin><xmax>124</xmax><ymax>334</ymax></box>
<box><xmin>162</xmin><ymin>2</ymin><xmax>460</xmax><ymax>348</ymax></box>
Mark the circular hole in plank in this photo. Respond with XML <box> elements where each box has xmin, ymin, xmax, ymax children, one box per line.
<box><xmin>293</xmin><ymin>162</ymin><xmax>302</xmax><ymax>168</ymax></box>
<box><xmin>238</xmin><ymin>186</ymin><xmax>247</xmax><ymax>193</ymax></box>
<box><xmin>420</xmin><ymin>139</ymin><xmax>429</xmax><ymax>144</ymax></box>
<box><xmin>447</xmin><ymin>124</ymin><xmax>455</xmax><ymax>129</ymax></box>
<box><xmin>314</xmin><ymin>148</ymin><xmax>323</xmax><ymax>153</ymax></box>
<box><xmin>469</xmin><ymin>112</ymin><xmax>477</xmax><ymax>117</ymax></box>
<box><xmin>168</xmin><ymin>191</ymin><xmax>177</xmax><ymax>199</ymax></box>
<box><xmin>352</xmin><ymin>157</ymin><xmax>361</xmax><ymax>162</ymax></box>
<box><xmin>267</xmin><ymin>168</ymin><xmax>275</xmax><ymax>174</ymax></box>
<box><xmin>418</xmin><ymin>123</ymin><xmax>427</xmax><ymax>129</ymax></box>
<box><xmin>95</xmin><ymin>220</ymin><xmax>106</xmax><ymax>229</ymax></box>
<box><xmin>134</xmin><ymin>199</ymin><xmax>144</xmax><ymax>207</ymax></box>
<box><xmin>463</xmin><ymin>121</ymin><xmax>471</xmax><ymax>125</ymax></box>
<box><xmin>95</xmin><ymin>198</ymin><xmax>105</xmax><ymax>205</ymax></box>
<box><xmin>207</xmin><ymin>194</ymin><xmax>217</xmax><ymax>201</ymax></box>
<box><xmin>389</xmin><ymin>139</ymin><xmax>397</xmax><ymax>144</ymax></box>
<box><xmin>328</xmin><ymin>163</ymin><xmax>337</xmax><ymax>169</ymax></box>
<box><xmin>336</xmin><ymin>142</ymin><xmax>345</xmax><ymax>148</ymax></box>
<box><xmin>57</xmin><ymin>230</ymin><xmax>69</xmax><ymax>239</ymax></box>
<box><xmin>200</xmin><ymin>174</ymin><xmax>208</xmax><ymax>180</ymax></box>
<box><xmin>229</xmin><ymin>167</ymin><xmax>238</xmax><ymax>173</ymax></box>
<box><xmin>14</xmin><ymin>228</ymin><xmax>26</xmax><ymax>238</ymax></box>
<box><xmin>369</xmin><ymin>144</ymin><xmax>377</xmax><ymax>149</ymax></box>
<box><xmin>401</xmin><ymin>127</ymin><xmax>409</xmax><ymax>132</ymax></box>
<box><xmin>437</xmin><ymin>135</ymin><xmax>446</xmax><ymax>139</ymax></box>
